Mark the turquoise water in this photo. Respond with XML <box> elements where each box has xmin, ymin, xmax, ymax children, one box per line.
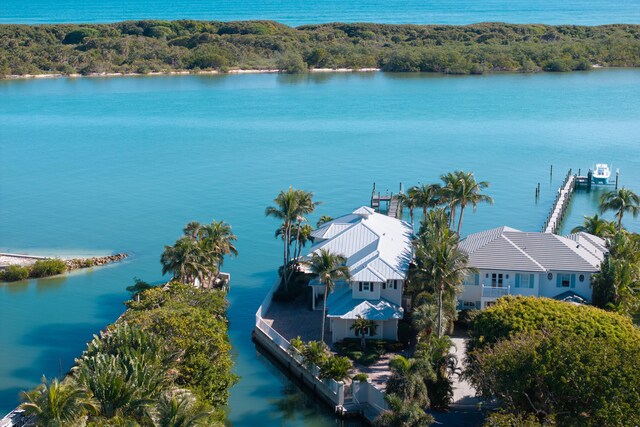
<box><xmin>2</xmin><ymin>0</ymin><xmax>640</xmax><ymax>25</ymax></box>
<box><xmin>1</xmin><ymin>70</ymin><xmax>639</xmax><ymax>424</ymax></box>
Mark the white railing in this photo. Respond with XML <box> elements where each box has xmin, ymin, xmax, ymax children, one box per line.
<box><xmin>254</xmin><ymin>277</ymin><xmax>345</xmax><ymax>406</ymax></box>
<box><xmin>481</xmin><ymin>285</ymin><xmax>510</xmax><ymax>298</ymax></box>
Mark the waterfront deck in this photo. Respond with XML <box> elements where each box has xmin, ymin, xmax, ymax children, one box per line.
<box><xmin>263</xmin><ymin>294</ymin><xmax>328</xmax><ymax>343</ymax></box>
<box><xmin>370</xmin><ymin>182</ymin><xmax>403</xmax><ymax>219</ymax></box>
<box><xmin>542</xmin><ymin>169</ymin><xmax>575</xmax><ymax>234</ymax></box>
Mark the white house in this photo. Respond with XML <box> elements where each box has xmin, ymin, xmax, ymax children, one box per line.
<box><xmin>306</xmin><ymin>206</ymin><xmax>413</xmax><ymax>343</ymax></box>
<box><xmin>458</xmin><ymin>226</ymin><xmax>607</xmax><ymax>309</ymax></box>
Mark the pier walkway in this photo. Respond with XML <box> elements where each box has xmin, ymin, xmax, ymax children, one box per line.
<box><xmin>542</xmin><ymin>169</ymin><xmax>575</xmax><ymax>234</ymax></box>
<box><xmin>370</xmin><ymin>183</ymin><xmax>403</xmax><ymax>219</ymax></box>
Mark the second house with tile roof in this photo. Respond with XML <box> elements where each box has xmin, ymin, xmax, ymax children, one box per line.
<box><xmin>458</xmin><ymin>226</ymin><xmax>608</xmax><ymax>309</ymax></box>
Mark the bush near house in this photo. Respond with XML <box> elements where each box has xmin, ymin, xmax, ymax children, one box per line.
<box><xmin>466</xmin><ymin>296</ymin><xmax>640</xmax><ymax>426</ymax></box>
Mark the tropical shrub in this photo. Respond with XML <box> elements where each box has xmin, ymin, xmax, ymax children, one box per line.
<box><xmin>30</xmin><ymin>258</ymin><xmax>67</xmax><ymax>278</ymax></box>
<box><xmin>352</xmin><ymin>373</ymin><xmax>368</xmax><ymax>382</ymax></box>
<box><xmin>1</xmin><ymin>265</ymin><xmax>30</xmax><ymax>281</ymax></box>
<box><xmin>466</xmin><ymin>296</ymin><xmax>640</xmax><ymax>426</ymax></box>
<box><xmin>319</xmin><ymin>356</ymin><xmax>352</xmax><ymax>381</ymax></box>
<box><xmin>466</xmin><ymin>295</ymin><xmax>638</xmax><ymax>354</ymax></box>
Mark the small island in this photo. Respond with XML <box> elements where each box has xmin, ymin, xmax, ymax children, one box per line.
<box><xmin>1</xmin><ymin>21</ymin><xmax>639</xmax><ymax>78</ymax></box>
<box><xmin>0</xmin><ymin>253</ymin><xmax>128</xmax><ymax>282</ymax></box>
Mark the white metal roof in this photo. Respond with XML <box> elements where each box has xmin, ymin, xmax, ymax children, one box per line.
<box><xmin>459</xmin><ymin>227</ymin><xmax>606</xmax><ymax>273</ymax></box>
<box><xmin>308</xmin><ymin>207</ymin><xmax>413</xmax><ymax>281</ymax></box>
<box><xmin>326</xmin><ymin>286</ymin><xmax>403</xmax><ymax>320</ymax></box>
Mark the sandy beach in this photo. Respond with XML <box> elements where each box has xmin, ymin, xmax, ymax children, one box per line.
<box><xmin>3</xmin><ymin>67</ymin><xmax>381</xmax><ymax>81</ymax></box>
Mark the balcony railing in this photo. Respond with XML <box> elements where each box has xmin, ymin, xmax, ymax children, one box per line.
<box><xmin>482</xmin><ymin>285</ymin><xmax>510</xmax><ymax>298</ymax></box>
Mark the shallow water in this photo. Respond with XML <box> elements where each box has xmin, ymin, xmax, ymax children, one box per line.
<box><xmin>0</xmin><ymin>70</ymin><xmax>639</xmax><ymax>424</ymax></box>
<box><xmin>2</xmin><ymin>0</ymin><xmax>640</xmax><ymax>25</ymax></box>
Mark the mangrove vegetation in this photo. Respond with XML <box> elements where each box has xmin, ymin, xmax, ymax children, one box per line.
<box><xmin>2</xmin><ymin>21</ymin><xmax>640</xmax><ymax>76</ymax></box>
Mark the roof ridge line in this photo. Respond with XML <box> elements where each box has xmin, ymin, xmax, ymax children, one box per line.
<box><xmin>502</xmin><ymin>233</ymin><xmax>547</xmax><ymax>271</ymax></box>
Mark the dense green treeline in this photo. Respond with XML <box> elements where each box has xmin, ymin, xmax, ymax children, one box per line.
<box><xmin>2</xmin><ymin>20</ymin><xmax>640</xmax><ymax>76</ymax></box>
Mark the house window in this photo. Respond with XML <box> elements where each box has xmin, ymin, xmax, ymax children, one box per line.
<box><xmin>463</xmin><ymin>301</ymin><xmax>476</xmax><ymax>309</ymax></box>
<box><xmin>491</xmin><ymin>273</ymin><xmax>504</xmax><ymax>287</ymax></box>
<box><xmin>362</xmin><ymin>282</ymin><xmax>371</xmax><ymax>291</ymax></box>
<box><xmin>519</xmin><ymin>274</ymin><xmax>530</xmax><ymax>288</ymax></box>
<box><xmin>354</xmin><ymin>326</ymin><xmax>374</xmax><ymax>336</ymax></box>
<box><xmin>394</xmin><ymin>280</ymin><xmax>398</xmax><ymax>290</ymax></box>
<box><xmin>560</xmin><ymin>274</ymin><xmax>571</xmax><ymax>287</ymax></box>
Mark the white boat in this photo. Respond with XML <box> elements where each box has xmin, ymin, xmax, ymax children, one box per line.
<box><xmin>592</xmin><ymin>163</ymin><xmax>611</xmax><ymax>184</ymax></box>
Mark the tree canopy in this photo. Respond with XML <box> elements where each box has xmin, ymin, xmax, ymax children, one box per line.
<box><xmin>2</xmin><ymin>21</ymin><xmax>640</xmax><ymax>77</ymax></box>
<box><xmin>466</xmin><ymin>296</ymin><xmax>640</xmax><ymax>426</ymax></box>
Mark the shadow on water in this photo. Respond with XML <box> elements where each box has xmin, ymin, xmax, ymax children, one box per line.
<box><xmin>252</xmin><ymin>341</ymin><xmax>363</xmax><ymax>427</ymax></box>
<box><xmin>2</xmin><ymin>280</ymin><xmax>30</xmax><ymax>294</ymax></box>
<box><xmin>34</xmin><ymin>275</ymin><xmax>68</xmax><ymax>293</ymax></box>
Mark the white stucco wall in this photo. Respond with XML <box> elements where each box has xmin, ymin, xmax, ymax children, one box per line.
<box><xmin>381</xmin><ymin>279</ymin><xmax>403</xmax><ymax>306</ymax></box>
<box><xmin>538</xmin><ymin>271</ymin><xmax>592</xmax><ymax>302</ymax></box>
<box><xmin>351</xmin><ymin>281</ymin><xmax>382</xmax><ymax>300</ymax></box>
<box><xmin>330</xmin><ymin>318</ymin><xmax>398</xmax><ymax>343</ymax></box>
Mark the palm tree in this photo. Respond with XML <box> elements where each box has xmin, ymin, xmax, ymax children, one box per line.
<box><xmin>374</xmin><ymin>394</ymin><xmax>434</xmax><ymax>427</ymax></box>
<box><xmin>411</xmin><ymin>302</ymin><xmax>445</xmax><ymax>340</ymax></box>
<box><xmin>266</xmin><ymin>187</ymin><xmax>320</xmax><ymax>289</ymax></box>
<box><xmin>303</xmin><ymin>249</ymin><xmax>351</xmax><ymax>343</ymax></box>
<box><xmin>453</xmin><ymin>171</ymin><xmax>493</xmax><ymax>235</ymax></box>
<box><xmin>21</xmin><ymin>376</ymin><xmax>99</xmax><ymax>427</ymax></box>
<box><xmin>155</xmin><ymin>392</ymin><xmax>211</xmax><ymax>427</ymax></box>
<box><xmin>599</xmin><ymin>187</ymin><xmax>640</xmax><ymax>231</ymax></box>
<box><xmin>413</xmin><ymin>212</ymin><xmax>475</xmax><ymax>337</ymax></box>
<box><xmin>350</xmin><ymin>315</ymin><xmax>378</xmax><ymax>350</ymax></box>
<box><xmin>397</xmin><ymin>190</ymin><xmax>419</xmax><ymax>227</ymax></box>
<box><xmin>571</xmin><ymin>213</ymin><xmax>616</xmax><ymax>238</ymax></box>
<box><xmin>160</xmin><ymin>237</ymin><xmax>203</xmax><ymax>285</ymax></box>
<box><xmin>316</xmin><ymin>215</ymin><xmax>334</xmax><ymax>228</ymax></box>
<box><xmin>386</xmin><ymin>356</ymin><xmax>433</xmax><ymax>407</ymax></box>
<box><xmin>199</xmin><ymin>220</ymin><xmax>238</xmax><ymax>285</ymax></box>
<box><xmin>440</xmin><ymin>171</ymin><xmax>462</xmax><ymax>229</ymax></box>
<box><xmin>413</xmin><ymin>183</ymin><xmax>442</xmax><ymax>218</ymax></box>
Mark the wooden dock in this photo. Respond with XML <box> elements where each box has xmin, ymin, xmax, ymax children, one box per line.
<box><xmin>542</xmin><ymin>169</ymin><xmax>575</xmax><ymax>234</ymax></box>
<box><xmin>370</xmin><ymin>183</ymin><xmax>403</xmax><ymax>219</ymax></box>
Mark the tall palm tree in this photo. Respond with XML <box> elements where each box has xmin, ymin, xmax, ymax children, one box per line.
<box><xmin>160</xmin><ymin>237</ymin><xmax>204</xmax><ymax>285</ymax></box>
<box><xmin>571</xmin><ymin>213</ymin><xmax>616</xmax><ymax>238</ymax></box>
<box><xmin>439</xmin><ymin>171</ymin><xmax>463</xmax><ymax>229</ymax></box>
<box><xmin>200</xmin><ymin>220</ymin><xmax>238</xmax><ymax>285</ymax></box>
<box><xmin>453</xmin><ymin>171</ymin><xmax>493</xmax><ymax>235</ymax></box>
<box><xmin>266</xmin><ymin>187</ymin><xmax>320</xmax><ymax>289</ymax></box>
<box><xmin>397</xmin><ymin>190</ymin><xmax>419</xmax><ymax>227</ymax></box>
<box><xmin>303</xmin><ymin>249</ymin><xmax>351</xmax><ymax>343</ymax></box>
<box><xmin>386</xmin><ymin>356</ymin><xmax>433</xmax><ymax>407</ymax></box>
<box><xmin>21</xmin><ymin>376</ymin><xmax>99</xmax><ymax>427</ymax></box>
<box><xmin>413</xmin><ymin>213</ymin><xmax>474</xmax><ymax>337</ymax></box>
<box><xmin>350</xmin><ymin>315</ymin><xmax>378</xmax><ymax>350</ymax></box>
<box><xmin>413</xmin><ymin>183</ymin><xmax>442</xmax><ymax>218</ymax></box>
<box><xmin>599</xmin><ymin>187</ymin><xmax>640</xmax><ymax>231</ymax></box>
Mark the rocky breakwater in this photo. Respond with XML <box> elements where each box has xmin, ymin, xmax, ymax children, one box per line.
<box><xmin>66</xmin><ymin>253</ymin><xmax>128</xmax><ymax>270</ymax></box>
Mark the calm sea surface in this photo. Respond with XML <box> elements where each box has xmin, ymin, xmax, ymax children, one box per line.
<box><xmin>1</xmin><ymin>70</ymin><xmax>639</xmax><ymax>424</ymax></box>
<box><xmin>2</xmin><ymin>0</ymin><xmax>640</xmax><ymax>25</ymax></box>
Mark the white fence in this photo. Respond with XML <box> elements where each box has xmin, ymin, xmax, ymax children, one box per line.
<box><xmin>253</xmin><ymin>277</ymin><xmax>388</xmax><ymax>421</ymax></box>
<box><xmin>254</xmin><ymin>278</ymin><xmax>345</xmax><ymax>408</ymax></box>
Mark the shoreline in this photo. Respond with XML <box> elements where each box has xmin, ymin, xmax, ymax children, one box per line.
<box><xmin>0</xmin><ymin>252</ymin><xmax>128</xmax><ymax>282</ymax></box>
<box><xmin>3</xmin><ymin>68</ymin><xmax>382</xmax><ymax>81</ymax></box>
<box><xmin>1</xmin><ymin>65</ymin><xmax>615</xmax><ymax>82</ymax></box>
